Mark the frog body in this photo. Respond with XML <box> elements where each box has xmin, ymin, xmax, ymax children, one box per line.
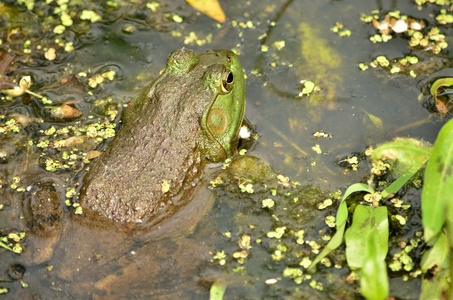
<box><xmin>79</xmin><ymin>48</ymin><xmax>245</xmax><ymax>228</ymax></box>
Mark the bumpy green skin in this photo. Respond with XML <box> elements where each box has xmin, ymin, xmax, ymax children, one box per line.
<box><xmin>80</xmin><ymin>49</ymin><xmax>245</xmax><ymax>228</ymax></box>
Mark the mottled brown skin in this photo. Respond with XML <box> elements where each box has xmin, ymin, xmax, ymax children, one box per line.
<box><xmin>79</xmin><ymin>48</ymin><xmax>245</xmax><ymax>228</ymax></box>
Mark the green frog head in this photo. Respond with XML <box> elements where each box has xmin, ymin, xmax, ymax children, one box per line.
<box><xmin>165</xmin><ymin>48</ymin><xmax>246</xmax><ymax>162</ymax></box>
<box><xmin>202</xmin><ymin>49</ymin><xmax>246</xmax><ymax>162</ymax></box>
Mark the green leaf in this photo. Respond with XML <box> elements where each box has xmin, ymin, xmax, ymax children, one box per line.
<box><xmin>309</xmin><ymin>183</ymin><xmax>374</xmax><ymax>269</ymax></box>
<box><xmin>429</xmin><ymin>77</ymin><xmax>453</xmax><ymax>116</ymax></box>
<box><xmin>345</xmin><ymin>205</ymin><xmax>389</xmax><ymax>268</ymax></box>
<box><xmin>420</xmin><ymin>269</ymin><xmax>449</xmax><ymax>300</ymax></box>
<box><xmin>0</xmin><ymin>240</ymin><xmax>13</xmax><ymax>252</ymax></box>
<box><xmin>308</xmin><ymin>219</ymin><xmax>346</xmax><ymax>269</ymax></box>
<box><xmin>360</xmin><ymin>231</ymin><xmax>389</xmax><ymax>300</ymax></box>
<box><xmin>381</xmin><ymin>160</ymin><xmax>427</xmax><ymax>199</ymax></box>
<box><xmin>371</xmin><ymin>138</ymin><xmax>432</xmax><ymax>176</ymax></box>
<box><xmin>420</xmin><ymin>233</ymin><xmax>449</xmax><ymax>272</ymax></box>
<box><xmin>422</xmin><ymin>118</ymin><xmax>453</xmax><ymax>242</ymax></box>
<box><xmin>337</xmin><ymin>183</ymin><xmax>374</xmax><ymax>232</ymax></box>
<box><xmin>430</xmin><ymin>77</ymin><xmax>453</xmax><ymax>98</ymax></box>
<box><xmin>209</xmin><ymin>279</ymin><xmax>227</xmax><ymax>300</ymax></box>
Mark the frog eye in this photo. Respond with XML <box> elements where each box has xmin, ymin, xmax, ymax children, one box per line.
<box><xmin>221</xmin><ymin>69</ymin><xmax>234</xmax><ymax>94</ymax></box>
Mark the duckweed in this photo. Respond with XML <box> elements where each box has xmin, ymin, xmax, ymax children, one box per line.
<box><xmin>330</xmin><ymin>22</ymin><xmax>351</xmax><ymax>37</ymax></box>
<box><xmin>262</xmin><ymin>198</ymin><xmax>275</xmax><ymax>208</ymax></box>
<box><xmin>267</xmin><ymin>226</ymin><xmax>286</xmax><ymax>239</ymax></box>
<box><xmin>212</xmin><ymin>251</ymin><xmax>227</xmax><ymax>265</ymax></box>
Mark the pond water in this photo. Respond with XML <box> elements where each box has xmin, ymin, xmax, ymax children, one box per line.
<box><xmin>0</xmin><ymin>0</ymin><xmax>451</xmax><ymax>298</ymax></box>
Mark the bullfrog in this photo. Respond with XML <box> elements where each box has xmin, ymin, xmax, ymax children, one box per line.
<box><xmin>79</xmin><ymin>48</ymin><xmax>246</xmax><ymax>229</ymax></box>
<box><xmin>0</xmin><ymin>48</ymin><xmax>245</xmax><ymax>299</ymax></box>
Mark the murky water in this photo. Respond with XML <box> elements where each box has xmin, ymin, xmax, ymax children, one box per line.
<box><xmin>0</xmin><ymin>0</ymin><xmax>451</xmax><ymax>298</ymax></box>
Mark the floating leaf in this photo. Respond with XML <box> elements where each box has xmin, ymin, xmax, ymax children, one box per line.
<box><xmin>430</xmin><ymin>77</ymin><xmax>453</xmax><ymax>117</ymax></box>
<box><xmin>186</xmin><ymin>0</ymin><xmax>226</xmax><ymax>23</ymax></box>
<box><xmin>87</xmin><ymin>150</ymin><xmax>102</xmax><ymax>160</ymax></box>
<box><xmin>2</xmin><ymin>86</ymin><xmax>25</xmax><ymax>97</ymax></box>
<box><xmin>56</xmin><ymin>136</ymin><xmax>86</xmax><ymax>148</ymax></box>
<box><xmin>3</xmin><ymin>75</ymin><xmax>32</xmax><ymax>97</ymax></box>
<box><xmin>10</xmin><ymin>113</ymin><xmax>34</xmax><ymax>127</ymax></box>
<box><xmin>371</xmin><ymin>137</ymin><xmax>432</xmax><ymax>176</ymax></box>
<box><xmin>19</xmin><ymin>75</ymin><xmax>31</xmax><ymax>90</ymax></box>
<box><xmin>422</xmin><ymin>118</ymin><xmax>453</xmax><ymax>242</ymax></box>
<box><xmin>50</xmin><ymin>103</ymin><xmax>82</xmax><ymax>119</ymax></box>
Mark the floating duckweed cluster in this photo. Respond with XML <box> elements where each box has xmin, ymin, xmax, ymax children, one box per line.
<box><xmin>324</xmin><ymin>215</ymin><xmax>336</xmax><ymax>227</ymax></box>
<box><xmin>388</xmin><ymin>233</ymin><xmax>423</xmax><ymax>277</ymax></box>
<box><xmin>312</xmin><ymin>131</ymin><xmax>332</xmax><ymax>139</ymax></box>
<box><xmin>339</xmin><ymin>155</ymin><xmax>359</xmax><ymax>171</ymax></box>
<box><xmin>298</xmin><ymin>80</ymin><xmax>319</xmax><ymax>97</ymax></box>
<box><xmin>415</xmin><ymin>0</ymin><xmax>451</xmax><ymax>5</ymax></box>
<box><xmin>64</xmin><ymin>186</ymin><xmax>83</xmax><ymax>214</ymax></box>
<box><xmin>0</xmin><ymin>61</ymin><xmax>120</xmax><ymax>175</ymax></box>
<box><xmin>330</xmin><ymin>22</ymin><xmax>351</xmax><ymax>37</ymax></box>
<box><xmin>208</xmin><ymin>169</ymin><xmax>347</xmax><ymax>294</ymax></box>
<box><xmin>390</xmin><ymin>198</ymin><xmax>411</xmax><ymax>210</ymax></box>
<box><xmin>8</xmin><ymin>0</ymin><xmax>230</xmax><ymax>63</ymax></box>
<box><xmin>370</xmin><ymin>160</ymin><xmax>391</xmax><ymax>176</ymax></box>
<box><xmin>359</xmin><ymin>55</ymin><xmax>420</xmax><ymax>77</ymax></box>
<box><xmin>311</xmin><ymin>144</ymin><xmax>322</xmax><ymax>155</ymax></box>
<box><xmin>0</xmin><ymin>117</ymin><xmax>22</xmax><ymax>134</ymax></box>
<box><xmin>180</xmin><ymin>32</ymin><xmax>213</xmax><ymax>46</ymax></box>
<box><xmin>358</xmin><ymin>6</ymin><xmax>450</xmax><ymax>76</ymax></box>
<box><xmin>34</xmin><ymin>121</ymin><xmax>117</xmax><ymax>172</ymax></box>
<box><xmin>0</xmin><ymin>232</ymin><xmax>25</xmax><ymax>254</ymax></box>
<box><xmin>364</xmin><ymin>191</ymin><xmax>383</xmax><ymax>207</ymax></box>
<box><xmin>436</xmin><ymin>9</ymin><xmax>453</xmax><ymax>24</ymax></box>
<box><xmin>361</xmin><ymin>10</ymin><xmax>426</xmax><ymax>42</ymax></box>
<box><xmin>211</xmin><ymin>250</ymin><xmax>227</xmax><ymax>265</ymax></box>
<box><xmin>85</xmin><ymin>70</ymin><xmax>116</xmax><ymax>89</ymax></box>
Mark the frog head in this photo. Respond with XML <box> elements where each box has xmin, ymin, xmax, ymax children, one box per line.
<box><xmin>199</xmin><ymin>49</ymin><xmax>246</xmax><ymax>163</ymax></box>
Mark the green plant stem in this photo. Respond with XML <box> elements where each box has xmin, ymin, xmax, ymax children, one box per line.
<box><xmin>25</xmin><ymin>89</ymin><xmax>44</xmax><ymax>99</ymax></box>
<box><xmin>0</xmin><ymin>240</ymin><xmax>13</xmax><ymax>252</ymax></box>
<box><xmin>271</xmin><ymin>125</ymin><xmax>308</xmax><ymax>156</ymax></box>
